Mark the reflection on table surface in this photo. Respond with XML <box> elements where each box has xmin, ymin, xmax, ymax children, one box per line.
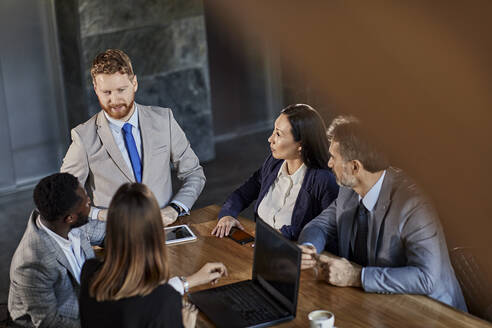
<box><xmin>166</xmin><ymin>205</ymin><xmax>490</xmax><ymax>327</ymax></box>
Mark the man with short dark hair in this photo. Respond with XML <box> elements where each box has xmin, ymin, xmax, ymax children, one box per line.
<box><xmin>8</xmin><ymin>173</ymin><xmax>105</xmax><ymax>327</ymax></box>
<box><xmin>61</xmin><ymin>49</ymin><xmax>205</xmax><ymax>225</ymax></box>
<box><xmin>298</xmin><ymin>118</ymin><xmax>467</xmax><ymax>311</ymax></box>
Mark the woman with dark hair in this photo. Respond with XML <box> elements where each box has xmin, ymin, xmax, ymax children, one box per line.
<box><xmin>212</xmin><ymin>104</ymin><xmax>339</xmax><ymax>240</ymax></box>
<box><xmin>79</xmin><ymin>183</ymin><xmax>227</xmax><ymax>328</ymax></box>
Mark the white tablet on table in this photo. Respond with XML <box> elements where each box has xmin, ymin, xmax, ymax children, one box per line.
<box><xmin>164</xmin><ymin>224</ymin><xmax>197</xmax><ymax>245</ymax></box>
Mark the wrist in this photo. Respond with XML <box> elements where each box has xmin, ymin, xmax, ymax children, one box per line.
<box><xmin>353</xmin><ymin>265</ymin><xmax>363</xmax><ymax>287</ymax></box>
<box><xmin>185</xmin><ymin>273</ymin><xmax>199</xmax><ymax>289</ymax></box>
<box><xmin>169</xmin><ymin>203</ymin><xmax>182</xmax><ymax>215</ymax></box>
<box><xmin>179</xmin><ymin>276</ymin><xmax>189</xmax><ymax>293</ymax></box>
<box><xmin>97</xmin><ymin>209</ymin><xmax>107</xmax><ymax>221</ymax></box>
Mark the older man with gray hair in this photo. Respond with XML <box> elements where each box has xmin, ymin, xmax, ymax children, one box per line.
<box><xmin>298</xmin><ymin>116</ymin><xmax>467</xmax><ymax>311</ymax></box>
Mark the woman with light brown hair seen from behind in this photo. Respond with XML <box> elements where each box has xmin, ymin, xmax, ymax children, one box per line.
<box><xmin>79</xmin><ymin>183</ymin><xmax>227</xmax><ymax>328</ymax></box>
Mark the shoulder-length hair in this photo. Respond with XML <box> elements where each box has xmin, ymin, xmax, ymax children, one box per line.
<box><xmin>89</xmin><ymin>183</ymin><xmax>168</xmax><ymax>301</ymax></box>
<box><xmin>281</xmin><ymin>104</ymin><xmax>330</xmax><ymax>169</ymax></box>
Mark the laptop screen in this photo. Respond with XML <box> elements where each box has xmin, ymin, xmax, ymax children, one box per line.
<box><xmin>252</xmin><ymin>218</ymin><xmax>301</xmax><ymax>314</ymax></box>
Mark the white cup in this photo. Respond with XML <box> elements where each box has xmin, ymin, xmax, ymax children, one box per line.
<box><xmin>308</xmin><ymin>310</ymin><xmax>335</xmax><ymax>328</ymax></box>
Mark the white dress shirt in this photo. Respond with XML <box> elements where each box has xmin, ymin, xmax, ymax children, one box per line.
<box><xmin>258</xmin><ymin>161</ymin><xmax>307</xmax><ymax>230</ymax></box>
<box><xmin>168</xmin><ymin>277</ymin><xmax>185</xmax><ymax>295</ymax></box>
<box><xmin>38</xmin><ymin>218</ymin><xmax>86</xmax><ymax>283</ymax></box>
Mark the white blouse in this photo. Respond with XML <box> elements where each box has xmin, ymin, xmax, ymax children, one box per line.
<box><xmin>258</xmin><ymin>161</ymin><xmax>307</xmax><ymax>230</ymax></box>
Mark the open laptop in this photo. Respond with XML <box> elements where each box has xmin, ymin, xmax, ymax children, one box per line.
<box><xmin>188</xmin><ymin>218</ymin><xmax>301</xmax><ymax>328</ymax></box>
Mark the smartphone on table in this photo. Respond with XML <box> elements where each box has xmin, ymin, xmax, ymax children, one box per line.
<box><xmin>228</xmin><ymin>227</ymin><xmax>254</xmax><ymax>245</ymax></box>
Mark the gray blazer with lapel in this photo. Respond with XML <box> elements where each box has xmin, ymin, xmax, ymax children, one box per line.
<box><xmin>298</xmin><ymin>167</ymin><xmax>467</xmax><ymax>311</ymax></box>
<box><xmin>61</xmin><ymin>104</ymin><xmax>205</xmax><ymax>210</ymax></box>
<box><xmin>8</xmin><ymin>211</ymin><xmax>105</xmax><ymax>327</ymax></box>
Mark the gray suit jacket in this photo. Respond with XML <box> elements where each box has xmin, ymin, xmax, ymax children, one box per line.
<box><xmin>298</xmin><ymin>167</ymin><xmax>467</xmax><ymax>311</ymax></box>
<box><xmin>8</xmin><ymin>211</ymin><xmax>106</xmax><ymax>327</ymax></box>
<box><xmin>61</xmin><ymin>104</ymin><xmax>205</xmax><ymax>211</ymax></box>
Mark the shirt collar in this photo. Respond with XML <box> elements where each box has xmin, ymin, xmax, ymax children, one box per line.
<box><xmin>38</xmin><ymin>217</ymin><xmax>73</xmax><ymax>248</ymax></box>
<box><xmin>104</xmin><ymin>103</ymin><xmax>139</xmax><ymax>133</ymax></box>
<box><xmin>359</xmin><ymin>170</ymin><xmax>386</xmax><ymax>212</ymax></box>
<box><xmin>278</xmin><ymin>161</ymin><xmax>307</xmax><ymax>185</ymax></box>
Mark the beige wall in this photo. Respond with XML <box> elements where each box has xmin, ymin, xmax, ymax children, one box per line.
<box><xmin>207</xmin><ymin>0</ymin><xmax>492</xmax><ymax>253</ymax></box>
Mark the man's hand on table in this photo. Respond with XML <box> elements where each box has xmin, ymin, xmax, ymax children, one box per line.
<box><xmin>211</xmin><ymin>216</ymin><xmax>245</xmax><ymax>237</ymax></box>
<box><xmin>299</xmin><ymin>244</ymin><xmax>317</xmax><ymax>269</ymax></box>
<box><xmin>161</xmin><ymin>206</ymin><xmax>179</xmax><ymax>226</ymax></box>
<box><xmin>186</xmin><ymin>262</ymin><xmax>228</xmax><ymax>287</ymax></box>
<box><xmin>299</xmin><ymin>244</ymin><xmax>362</xmax><ymax>287</ymax></box>
<box><xmin>318</xmin><ymin>255</ymin><xmax>362</xmax><ymax>287</ymax></box>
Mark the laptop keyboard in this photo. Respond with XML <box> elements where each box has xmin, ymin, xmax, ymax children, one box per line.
<box><xmin>218</xmin><ymin>282</ymin><xmax>288</xmax><ymax>325</ymax></box>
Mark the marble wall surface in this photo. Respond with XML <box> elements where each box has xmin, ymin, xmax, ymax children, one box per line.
<box><xmin>57</xmin><ymin>0</ymin><xmax>214</xmax><ymax>161</ymax></box>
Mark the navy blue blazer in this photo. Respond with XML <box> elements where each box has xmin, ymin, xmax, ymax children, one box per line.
<box><xmin>218</xmin><ymin>155</ymin><xmax>339</xmax><ymax>240</ymax></box>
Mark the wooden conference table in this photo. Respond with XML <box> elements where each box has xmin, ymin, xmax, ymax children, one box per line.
<box><xmin>166</xmin><ymin>205</ymin><xmax>491</xmax><ymax>328</ymax></box>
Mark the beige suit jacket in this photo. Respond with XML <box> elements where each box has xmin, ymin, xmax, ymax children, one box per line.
<box><xmin>61</xmin><ymin>104</ymin><xmax>205</xmax><ymax>211</ymax></box>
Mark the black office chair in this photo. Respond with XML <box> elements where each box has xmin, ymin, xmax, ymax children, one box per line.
<box><xmin>450</xmin><ymin>247</ymin><xmax>492</xmax><ymax>322</ymax></box>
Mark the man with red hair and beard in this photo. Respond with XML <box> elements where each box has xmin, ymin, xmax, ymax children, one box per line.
<box><xmin>61</xmin><ymin>49</ymin><xmax>205</xmax><ymax>226</ymax></box>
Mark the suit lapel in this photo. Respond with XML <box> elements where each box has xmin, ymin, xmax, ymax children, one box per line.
<box><xmin>54</xmin><ymin>247</ymin><xmax>78</xmax><ymax>282</ymax></box>
<box><xmin>300</xmin><ymin>168</ymin><xmax>314</xmax><ymax>193</ymax></box>
<box><xmin>33</xmin><ymin>213</ymin><xmax>79</xmax><ymax>282</ymax></box>
<box><xmin>338</xmin><ymin>191</ymin><xmax>359</xmax><ymax>259</ymax></box>
<box><xmin>368</xmin><ymin>169</ymin><xmax>393</xmax><ymax>265</ymax></box>
<box><xmin>96</xmin><ymin>111</ymin><xmax>134</xmax><ymax>182</ymax></box>
<box><xmin>255</xmin><ymin>160</ymin><xmax>282</xmax><ymax>213</ymax></box>
<box><xmin>264</xmin><ymin>161</ymin><xmax>281</xmax><ymax>191</ymax></box>
<box><xmin>138</xmin><ymin>105</ymin><xmax>153</xmax><ymax>184</ymax></box>
<box><xmin>291</xmin><ymin>168</ymin><xmax>314</xmax><ymax>222</ymax></box>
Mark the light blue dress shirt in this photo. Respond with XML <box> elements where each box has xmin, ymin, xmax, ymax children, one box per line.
<box><xmin>358</xmin><ymin>170</ymin><xmax>386</xmax><ymax>214</ymax></box>
<box><xmin>104</xmin><ymin>105</ymin><xmax>142</xmax><ymax>175</ymax></box>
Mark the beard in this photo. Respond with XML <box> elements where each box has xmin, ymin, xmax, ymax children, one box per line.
<box><xmin>100</xmin><ymin>97</ymin><xmax>135</xmax><ymax>120</ymax></box>
<box><xmin>71</xmin><ymin>211</ymin><xmax>89</xmax><ymax>228</ymax></box>
<box><xmin>334</xmin><ymin>165</ymin><xmax>357</xmax><ymax>188</ymax></box>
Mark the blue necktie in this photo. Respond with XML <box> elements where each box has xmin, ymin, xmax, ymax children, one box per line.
<box><xmin>122</xmin><ymin>123</ymin><xmax>142</xmax><ymax>183</ymax></box>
